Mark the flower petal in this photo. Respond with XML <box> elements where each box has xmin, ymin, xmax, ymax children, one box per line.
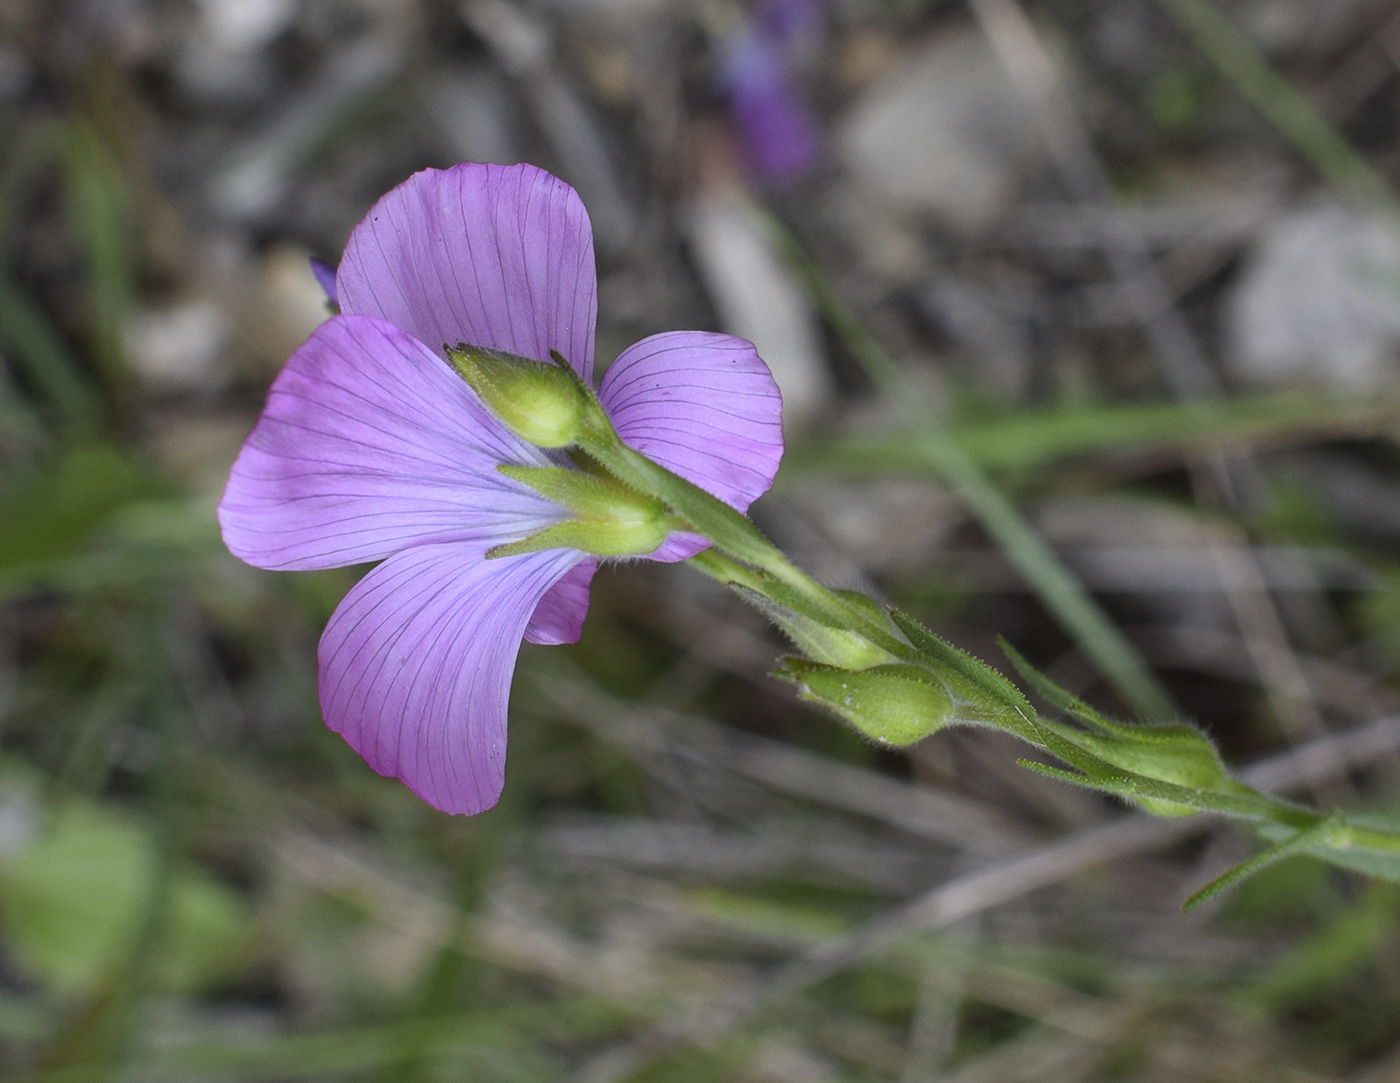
<box><xmin>319</xmin><ymin>542</ymin><xmax>581</xmax><ymax>815</ymax></box>
<box><xmin>524</xmin><ymin>557</ymin><xmax>597</xmax><ymax>645</ymax></box>
<box><xmin>336</xmin><ymin>163</ymin><xmax>598</xmax><ymax>380</ymax></box>
<box><xmin>599</xmin><ymin>329</ymin><xmax>784</xmax><ymax>511</ymax></box>
<box><xmin>219</xmin><ymin>314</ymin><xmax>560</xmax><ymax>571</ymax></box>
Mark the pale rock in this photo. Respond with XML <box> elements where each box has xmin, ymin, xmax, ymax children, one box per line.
<box><xmin>686</xmin><ymin>188</ymin><xmax>831</xmax><ymax>426</ymax></box>
<box><xmin>193</xmin><ymin>0</ymin><xmax>297</xmax><ymax>54</ymax></box>
<box><xmin>177</xmin><ymin>0</ymin><xmax>297</xmax><ymax>104</ymax></box>
<box><xmin>1227</xmin><ymin>200</ymin><xmax>1400</xmax><ymax>390</ymax></box>
<box><xmin>838</xmin><ymin>29</ymin><xmax>1038</xmax><ymax>231</ymax></box>
<box><xmin>124</xmin><ymin>301</ymin><xmax>232</xmax><ymax>391</ymax></box>
<box><xmin>254</xmin><ymin>244</ymin><xmax>335</xmax><ymax>369</ymax></box>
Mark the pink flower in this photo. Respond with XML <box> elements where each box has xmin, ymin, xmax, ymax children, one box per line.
<box><xmin>220</xmin><ymin>163</ymin><xmax>783</xmax><ymax>814</ymax></box>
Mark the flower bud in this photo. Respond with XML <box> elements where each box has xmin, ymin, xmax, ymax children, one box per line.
<box><xmin>447</xmin><ymin>344</ymin><xmax>591</xmax><ymax>448</ymax></box>
<box><xmin>777</xmin><ymin>659</ymin><xmax>954</xmax><ymax>746</ymax></box>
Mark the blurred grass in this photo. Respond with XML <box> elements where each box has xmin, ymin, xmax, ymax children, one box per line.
<box><xmin>785</xmin><ymin>391</ymin><xmax>1400</xmax><ymax>479</ymax></box>
<box><xmin>1155</xmin><ymin>0</ymin><xmax>1397</xmax><ymax>208</ymax></box>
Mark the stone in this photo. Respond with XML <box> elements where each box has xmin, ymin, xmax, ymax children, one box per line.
<box><xmin>837</xmin><ymin>28</ymin><xmax>1039</xmax><ymax>231</ymax></box>
<box><xmin>1227</xmin><ymin>199</ymin><xmax>1400</xmax><ymax>390</ymax></box>
<box><xmin>686</xmin><ymin>188</ymin><xmax>831</xmax><ymax>426</ymax></box>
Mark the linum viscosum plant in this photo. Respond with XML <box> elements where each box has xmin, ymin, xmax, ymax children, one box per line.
<box><xmin>222</xmin><ymin>162</ymin><xmax>1400</xmax><ymax>908</ymax></box>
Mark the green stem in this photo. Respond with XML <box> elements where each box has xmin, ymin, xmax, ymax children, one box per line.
<box><xmin>686</xmin><ymin>546</ymin><xmax>914</xmax><ymax>663</ymax></box>
<box><xmin>577</xmin><ymin>417</ymin><xmax>914</xmax><ymax>658</ymax></box>
<box><xmin>759</xmin><ymin>210</ymin><xmax>1177</xmax><ymax>721</ymax></box>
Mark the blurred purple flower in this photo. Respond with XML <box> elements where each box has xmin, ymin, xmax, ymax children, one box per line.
<box><xmin>308</xmin><ymin>257</ymin><xmax>338</xmax><ymax>307</ymax></box>
<box><xmin>758</xmin><ymin>0</ymin><xmax>822</xmax><ymax>44</ymax></box>
<box><xmin>721</xmin><ymin>0</ymin><xmax>822</xmax><ymax>184</ymax></box>
<box><xmin>220</xmin><ymin>163</ymin><xmax>783</xmax><ymax>814</ymax></box>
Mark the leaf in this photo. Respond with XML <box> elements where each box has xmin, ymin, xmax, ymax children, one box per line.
<box><xmin>1183</xmin><ymin>816</ymin><xmax>1340</xmax><ymax>911</ymax></box>
<box><xmin>0</xmin><ymin>271</ymin><xmax>98</xmax><ymax>430</ymax></box>
<box><xmin>0</xmin><ymin>444</ymin><xmax>165</xmax><ymax>573</ymax></box>
<box><xmin>0</xmin><ymin>801</ymin><xmax>252</xmax><ymax>994</ymax></box>
<box><xmin>733</xmin><ymin>584</ymin><xmax>898</xmax><ymax>670</ymax></box>
<box><xmin>1003</xmin><ymin>639</ymin><xmax>1232</xmax><ymax>811</ymax></box>
<box><xmin>62</xmin><ymin>121</ymin><xmax>133</xmax><ymax>386</ymax></box>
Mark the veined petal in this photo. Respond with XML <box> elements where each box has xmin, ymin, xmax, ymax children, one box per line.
<box><xmin>524</xmin><ymin>557</ymin><xmax>597</xmax><ymax>645</ymax></box>
<box><xmin>600</xmin><ymin>329</ymin><xmax>784</xmax><ymax>515</ymax></box>
<box><xmin>319</xmin><ymin>543</ymin><xmax>582</xmax><ymax>815</ymax></box>
<box><xmin>337</xmin><ymin>163</ymin><xmax>598</xmax><ymax>381</ymax></box>
<box><xmin>219</xmin><ymin>314</ymin><xmax>559</xmax><ymax>571</ymax></box>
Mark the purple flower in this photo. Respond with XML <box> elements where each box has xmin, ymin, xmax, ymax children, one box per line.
<box><xmin>220</xmin><ymin>163</ymin><xmax>783</xmax><ymax>814</ymax></box>
<box><xmin>758</xmin><ymin>0</ymin><xmax>822</xmax><ymax>45</ymax></box>
<box><xmin>308</xmin><ymin>257</ymin><xmax>339</xmax><ymax>307</ymax></box>
<box><xmin>720</xmin><ymin>2</ymin><xmax>822</xmax><ymax>184</ymax></box>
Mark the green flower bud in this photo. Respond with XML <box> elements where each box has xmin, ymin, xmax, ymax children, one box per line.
<box><xmin>777</xmin><ymin>659</ymin><xmax>954</xmax><ymax>746</ymax></box>
<box><xmin>490</xmin><ymin>465</ymin><xmax>683</xmax><ymax>558</ymax></box>
<box><xmin>447</xmin><ymin>344</ymin><xmax>596</xmax><ymax>448</ymax></box>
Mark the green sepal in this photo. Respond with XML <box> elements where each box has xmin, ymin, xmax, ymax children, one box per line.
<box><xmin>447</xmin><ymin>344</ymin><xmax>605</xmax><ymax>448</ymax></box>
<box><xmin>490</xmin><ymin>465</ymin><xmax>682</xmax><ymax>558</ymax></box>
<box><xmin>729</xmin><ymin>583</ymin><xmax>902</xmax><ymax>671</ymax></box>
<box><xmin>569</xmin><ymin>406</ymin><xmax>785</xmax><ymax>573</ymax></box>
<box><xmin>1002</xmin><ymin>639</ymin><xmax>1234</xmax><ymax>813</ymax></box>
<box><xmin>889</xmin><ymin>610</ymin><xmax>1037</xmax><ymax>726</ymax></box>
<box><xmin>776</xmin><ymin>658</ymin><xmax>954</xmax><ymax>746</ymax></box>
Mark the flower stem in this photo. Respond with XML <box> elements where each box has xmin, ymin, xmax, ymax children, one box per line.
<box><xmin>756</xmin><ymin>206</ymin><xmax>1177</xmax><ymax>722</ymax></box>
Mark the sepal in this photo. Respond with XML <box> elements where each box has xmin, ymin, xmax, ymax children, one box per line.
<box><xmin>731</xmin><ymin>583</ymin><xmax>902</xmax><ymax>670</ymax></box>
<box><xmin>890</xmin><ymin>610</ymin><xmax>1038</xmax><ymax>726</ymax></box>
<box><xmin>1002</xmin><ymin>640</ymin><xmax>1230</xmax><ymax>815</ymax></box>
<box><xmin>491</xmin><ymin>465</ymin><xmax>682</xmax><ymax>558</ymax></box>
<box><xmin>447</xmin><ymin>344</ymin><xmax>604</xmax><ymax>448</ymax></box>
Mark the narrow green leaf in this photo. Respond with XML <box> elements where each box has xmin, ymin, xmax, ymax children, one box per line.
<box><xmin>61</xmin><ymin>122</ymin><xmax>133</xmax><ymax>388</ymax></box>
<box><xmin>0</xmin><ymin>271</ymin><xmax>98</xmax><ymax>430</ymax></box>
<box><xmin>1183</xmin><ymin>816</ymin><xmax>1341</xmax><ymax>912</ymax></box>
<box><xmin>0</xmin><ymin>444</ymin><xmax>164</xmax><ymax>572</ymax></box>
<box><xmin>785</xmin><ymin>394</ymin><xmax>1400</xmax><ymax>478</ymax></box>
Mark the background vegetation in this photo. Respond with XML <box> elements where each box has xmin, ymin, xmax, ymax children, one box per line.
<box><xmin>3</xmin><ymin>0</ymin><xmax>1400</xmax><ymax>1079</ymax></box>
